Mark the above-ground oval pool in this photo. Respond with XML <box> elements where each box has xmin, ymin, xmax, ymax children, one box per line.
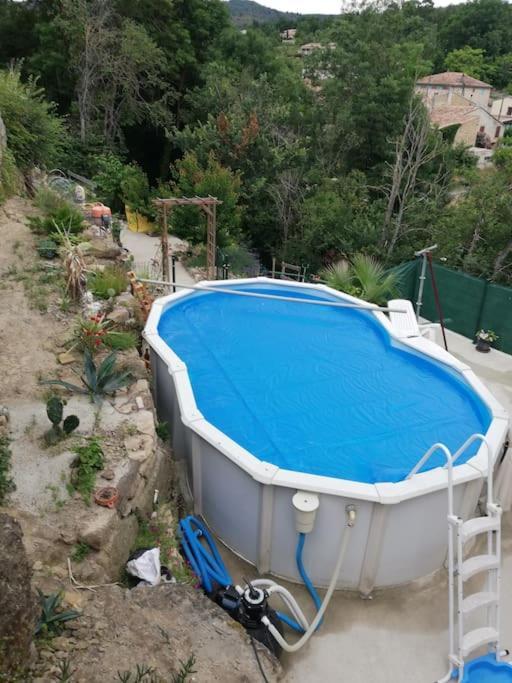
<box><xmin>145</xmin><ymin>278</ymin><xmax>509</xmax><ymax>592</ymax></box>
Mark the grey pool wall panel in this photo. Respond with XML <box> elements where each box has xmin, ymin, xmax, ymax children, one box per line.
<box><xmin>144</xmin><ymin>277</ymin><xmax>509</xmax><ymax>593</ymax></box>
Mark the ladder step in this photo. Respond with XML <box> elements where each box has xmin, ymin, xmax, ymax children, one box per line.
<box><xmin>461</xmin><ymin>554</ymin><xmax>499</xmax><ymax>582</ymax></box>
<box><xmin>461</xmin><ymin>627</ymin><xmax>499</xmax><ymax>658</ymax></box>
<box><xmin>461</xmin><ymin>516</ymin><xmax>500</xmax><ymax>543</ymax></box>
<box><xmin>462</xmin><ymin>591</ymin><xmax>498</xmax><ymax>615</ymax></box>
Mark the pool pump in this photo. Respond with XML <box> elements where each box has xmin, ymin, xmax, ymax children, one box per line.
<box><xmin>179</xmin><ymin>499</ymin><xmax>357</xmax><ymax>659</ymax></box>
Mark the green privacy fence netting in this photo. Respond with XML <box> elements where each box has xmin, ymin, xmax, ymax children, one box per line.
<box><xmin>389</xmin><ymin>260</ymin><xmax>512</xmax><ymax>354</ymax></box>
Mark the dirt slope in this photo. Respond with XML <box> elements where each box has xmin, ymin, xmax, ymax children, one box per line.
<box><xmin>0</xmin><ymin>197</ymin><xmax>63</xmax><ymax>399</ymax></box>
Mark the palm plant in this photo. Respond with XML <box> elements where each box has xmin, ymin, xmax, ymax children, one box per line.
<box><xmin>41</xmin><ymin>349</ymin><xmax>133</xmax><ymax>403</ymax></box>
<box><xmin>321</xmin><ymin>253</ymin><xmax>398</xmax><ymax>306</ymax></box>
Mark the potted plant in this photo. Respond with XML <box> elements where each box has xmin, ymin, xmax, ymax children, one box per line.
<box><xmin>475</xmin><ymin>329</ymin><xmax>499</xmax><ymax>353</ymax></box>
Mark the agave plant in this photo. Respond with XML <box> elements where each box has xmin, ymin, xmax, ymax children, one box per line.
<box><xmin>35</xmin><ymin>590</ymin><xmax>80</xmax><ymax>635</ymax></box>
<box><xmin>321</xmin><ymin>253</ymin><xmax>398</xmax><ymax>306</ymax></box>
<box><xmin>41</xmin><ymin>350</ymin><xmax>133</xmax><ymax>404</ymax></box>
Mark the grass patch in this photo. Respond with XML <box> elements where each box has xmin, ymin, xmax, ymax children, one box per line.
<box><xmin>155</xmin><ymin>421</ymin><xmax>170</xmax><ymax>441</ymax></box>
<box><xmin>89</xmin><ymin>265</ymin><xmax>128</xmax><ymax>300</ymax></box>
<box><xmin>71</xmin><ymin>541</ymin><xmax>91</xmax><ymax>563</ymax></box>
<box><xmin>116</xmin><ymin>657</ymin><xmax>196</xmax><ymax>683</ymax></box>
<box><xmin>0</xmin><ymin>436</ymin><xmax>15</xmax><ymax>505</ymax></box>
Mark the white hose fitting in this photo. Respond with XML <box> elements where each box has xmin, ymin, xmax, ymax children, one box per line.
<box><xmin>262</xmin><ymin>504</ymin><xmax>357</xmax><ymax>653</ymax></box>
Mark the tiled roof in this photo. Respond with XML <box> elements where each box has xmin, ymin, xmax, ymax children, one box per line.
<box><xmin>417</xmin><ymin>72</ymin><xmax>491</xmax><ymax>89</ymax></box>
<box><xmin>429</xmin><ymin>105</ymin><xmax>480</xmax><ymax>128</ymax></box>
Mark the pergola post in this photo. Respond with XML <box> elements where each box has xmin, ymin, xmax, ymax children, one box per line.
<box><xmin>205</xmin><ymin>202</ymin><xmax>216</xmax><ymax>280</ymax></box>
<box><xmin>161</xmin><ymin>204</ymin><xmax>170</xmax><ymax>283</ymax></box>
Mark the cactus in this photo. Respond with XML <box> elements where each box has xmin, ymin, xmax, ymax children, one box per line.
<box><xmin>45</xmin><ymin>397</ymin><xmax>80</xmax><ymax>445</ymax></box>
<box><xmin>46</xmin><ymin>396</ymin><xmax>64</xmax><ymax>427</ymax></box>
<box><xmin>63</xmin><ymin>415</ymin><xmax>80</xmax><ymax>435</ymax></box>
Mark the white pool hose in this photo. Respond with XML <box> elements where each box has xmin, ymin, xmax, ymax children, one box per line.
<box><xmin>249</xmin><ymin>580</ymin><xmax>310</xmax><ymax>631</ymax></box>
<box><xmin>262</xmin><ymin>505</ymin><xmax>357</xmax><ymax>653</ymax></box>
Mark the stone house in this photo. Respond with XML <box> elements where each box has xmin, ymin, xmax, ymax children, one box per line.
<box><xmin>416</xmin><ymin>71</ymin><xmax>492</xmax><ymax>108</ymax></box>
<box><xmin>280</xmin><ymin>28</ymin><xmax>297</xmax><ymax>42</ymax></box>
<box><xmin>416</xmin><ymin>73</ymin><xmax>504</xmax><ymax>147</ymax></box>
<box><xmin>491</xmin><ymin>96</ymin><xmax>512</xmax><ymax>130</ymax></box>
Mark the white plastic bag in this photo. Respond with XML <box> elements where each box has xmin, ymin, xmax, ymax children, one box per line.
<box><xmin>126</xmin><ymin>548</ymin><xmax>161</xmax><ymax>586</ymax></box>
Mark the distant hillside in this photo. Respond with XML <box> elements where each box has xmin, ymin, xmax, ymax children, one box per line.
<box><xmin>227</xmin><ymin>0</ymin><xmax>300</xmax><ymax>27</ymax></box>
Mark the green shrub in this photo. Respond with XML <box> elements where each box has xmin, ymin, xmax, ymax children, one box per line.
<box><xmin>0</xmin><ymin>67</ymin><xmax>69</xmax><ymax>171</ymax></box>
<box><xmin>34</xmin><ymin>186</ymin><xmax>65</xmax><ymax>214</ymax></box>
<box><xmin>92</xmin><ymin>153</ymin><xmax>153</xmax><ymax>217</ymax></box>
<box><xmin>29</xmin><ymin>202</ymin><xmax>85</xmax><ymax>236</ymax></box>
<box><xmin>89</xmin><ymin>265</ymin><xmax>128</xmax><ymax>299</ymax></box>
<box><xmin>37</xmin><ymin>238</ymin><xmax>59</xmax><ymax>259</ymax></box>
<box><xmin>72</xmin><ymin>438</ymin><xmax>104</xmax><ymax>502</ymax></box>
<box><xmin>0</xmin><ymin>147</ymin><xmax>23</xmax><ymax>204</ymax></box>
<box><xmin>0</xmin><ymin>436</ymin><xmax>15</xmax><ymax>505</ymax></box>
<box><xmin>155</xmin><ymin>421</ymin><xmax>170</xmax><ymax>441</ymax></box>
<box><xmin>103</xmin><ymin>330</ymin><xmax>138</xmax><ymax>351</ymax></box>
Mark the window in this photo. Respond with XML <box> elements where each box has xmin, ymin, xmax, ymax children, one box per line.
<box><xmin>480</xmin><ymin>126</ymin><xmax>485</xmax><ymax>132</ymax></box>
<box><xmin>495</xmin><ymin>126</ymin><xmax>501</xmax><ymax>137</ymax></box>
<box><xmin>507</xmin><ymin>106</ymin><xmax>512</xmax><ymax>116</ymax></box>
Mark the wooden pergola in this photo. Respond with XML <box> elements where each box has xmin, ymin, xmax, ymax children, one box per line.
<box><xmin>154</xmin><ymin>196</ymin><xmax>222</xmax><ymax>281</ymax></box>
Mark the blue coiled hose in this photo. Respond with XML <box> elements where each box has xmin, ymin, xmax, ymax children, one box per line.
<box><xmin>179</xmin><ymin>515</ymin><xmax>321</xmax><ymax>633</ymax></box>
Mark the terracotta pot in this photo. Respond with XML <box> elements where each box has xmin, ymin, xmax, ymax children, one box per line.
<box><xmin>94</xmin><ymin>486</ymin><xmax>119</xmax><ymax>509</ymax></box>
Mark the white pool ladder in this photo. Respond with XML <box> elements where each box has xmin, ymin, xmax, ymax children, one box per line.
<box><xmin>421</xmin><ymin>434</ymin><xmax>503</xmax><ymax>683</ymax></box>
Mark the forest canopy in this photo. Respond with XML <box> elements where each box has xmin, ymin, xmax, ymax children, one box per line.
<box><xmin>1</xmin><ymin>0</ymin><xmax>512</xmax><ymax>283</ymax></box>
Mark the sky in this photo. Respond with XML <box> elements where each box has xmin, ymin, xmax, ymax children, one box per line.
<box><xmin>228</xmin><ymin>0</ymin><xmax>465</xmax><ymax>12</ymax></box>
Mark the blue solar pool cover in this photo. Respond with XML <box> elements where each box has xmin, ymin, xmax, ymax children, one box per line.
<box><xmin>157</xmin><ymin>283</ymin><xmax>491</xmax><ymax>484</ymax></box>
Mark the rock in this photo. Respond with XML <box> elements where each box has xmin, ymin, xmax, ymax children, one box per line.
<box><xmin>81</xmin><ymin>226</ymin><xmax>102</xmax><ymax>241</ymax></box>
<box><xmin>0</xmin><ymin>415</ymin><xmax>7</xmax><ymax>428</ymax></box>
<box><xmin>51</xmin><ymin>636</ymin><xmax>71</xmax><ymax>652</ymax></box>
<box><xmin>59</xmin><ymin>530</ymin><xmax>77</xmax><ymax>546</ymax></box>
<box><xmin>88</xmin><ymin>238</ymin><xmax>122</xmax><ymax>260</ymax></box>
<box><xmin>0</xmin><ymin>405</ymin><xmax>9</xmax><ymax>420</ymax></box>
<box><xmin>116</xmin><ymin>292</ymin><xmax>137</xmax><ymax>308</ymax></box>
<box><xmin>135</xmin><ymin>396</ymin><xmax>144</xmax><ymax>410</ymax></box>
<box><xmin>122</xmin><ymin>358</ymin><xmax>148</xmax><ymax>380</ymax></box>
<box><xmin>32</xmin><ymin>560</ymin><xmax>43</xmax><ymax>572</ymax></box>
<box><xmin>131</xmin><ymin>379</ymin><xmax>150</xmax><ymax>396</ymax></box>
<box><xmin>0</xmin><ymin>113</ymin><xmax>6</xmax><ymax>156</ymax></box>
<box><xmin>78</xmin><ymin>508</ymin><xmax>117</xmax><ymax>550</ymax></box>
<box><xmin>100</xmin><ymin>468</ymin><xmax>115</xmax><ymax>481</ymax></box>
<box><xmin>0</xmin><ymin>514</ymin><xmax>38</xmax><ymax>679</ymax></box>
<box><xmin>58</xmin><ymin>350</ymin><xmax>79</xmax><ymax>365</ymax></box>
<box><xmin>132</xmin><ymin>410</ymin><xmax>155</xmax><ymax>437</ymax></box>
<box><xmin>116</xmin><ymin>401</ymin><xmax>133</xmax><ymax>415</ymax></box>
<box><xmin>61</xmin><ymin>590</ymin><xmax>86</xmax><ymax>611</ymax></box>
<box><xmin>124</xmin><ymin>433</ymin><xmax>153</xmax><ymax>462</ymax></box>
<box><xmin>107</xmin><ymin>307</ymin><xmax>130</xmax><ymax>324</ymax></box>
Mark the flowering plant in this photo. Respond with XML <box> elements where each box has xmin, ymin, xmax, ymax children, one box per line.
<box><xmin>75</xmin><ymin>314</ymin><xmax>112</xmax><ymax>353</ymax></box>
<box><xmin>476</xmin><ymin>329</ymin><xmax>499</xmax><ymax>343</ymax></box>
